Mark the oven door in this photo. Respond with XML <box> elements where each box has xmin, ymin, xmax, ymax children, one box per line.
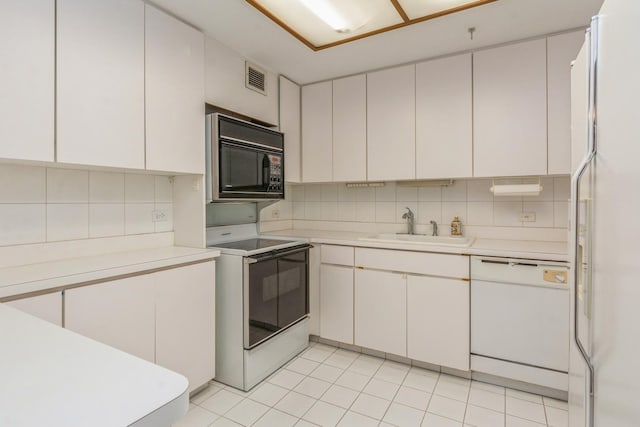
<box><xmin>217</xmin><ymin>140</ymin><xmax>283</xmax><ymax>200</ymax></box>
<box><xmin>243</xmin><ymin>245</ymin><xmax>311</xmax><ymax>349</ymax></box>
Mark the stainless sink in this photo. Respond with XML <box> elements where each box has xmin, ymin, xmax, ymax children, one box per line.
<box><xmin>358</xmin><ymin>233</ymin><xmax>475</xmax><ymax>247</ymax></box>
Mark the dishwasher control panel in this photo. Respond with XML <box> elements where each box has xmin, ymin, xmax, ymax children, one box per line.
<box><xmin>543</xmin><ymin>269</ymin><xmax>568</xmax><ymax>284</ymax></box>
<box><xmin>470</xmin><ymin>256</ymin><xmax>569</xmax><ymax>288</ymax></box>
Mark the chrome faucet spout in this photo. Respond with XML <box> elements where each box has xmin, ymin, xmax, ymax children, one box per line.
<box><xmin>430</xmin><ymin>220</ymin><xmax>438</xmax><ymax>236</ymax></box>
<box><xmin>402</xmin><ymin>207</ymin><xmax>415</xmax><ymax>235</ymax></box>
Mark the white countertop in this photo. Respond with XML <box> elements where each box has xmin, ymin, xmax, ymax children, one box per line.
<box><xmin>264</xmin><ymin>229</ymin><xmax>568</xmax><ymax>262</ymax></box>
<box><xmin>0</xmin><ymin>304</ymin><xmax>188</xmax><ymax>427</ymax></box>
<box><xmin>0</xmin><ymin>246</ymin><xmax>220</xmax><ymax>299</ymax></box>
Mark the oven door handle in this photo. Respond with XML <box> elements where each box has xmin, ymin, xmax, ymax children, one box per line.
<box><xmin>245</xmin><ymin>244</ymin><xmax>313</xmax><ymax>264</ymax></box>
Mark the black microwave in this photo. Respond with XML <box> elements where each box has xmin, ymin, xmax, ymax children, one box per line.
<box><xmin>206</xmin><ymin>113</ymin><xmax>285</xmax><ymax>202</ymax></box>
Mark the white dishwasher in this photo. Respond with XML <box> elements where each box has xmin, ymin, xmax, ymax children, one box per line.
<box><xmin>470</xmin><ymin>256</ymin><xmax>570</xmax><ymax>392</ymax></box>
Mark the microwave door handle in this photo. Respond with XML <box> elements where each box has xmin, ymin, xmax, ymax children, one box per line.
<box><xmin>221</xmin><ymin>137</ymin><xmax>283</xmax><ymax>153</ymax></box>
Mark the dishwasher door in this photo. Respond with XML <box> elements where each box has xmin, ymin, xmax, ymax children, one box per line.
<box><xmin>471</xmin><ymin>257</ymin><xmax>570</xmax><ymax>373</ymax></box>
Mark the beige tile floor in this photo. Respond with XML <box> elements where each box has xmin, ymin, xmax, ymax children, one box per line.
<box><xmin>175</xmin><ymin>342</ymin><xmax>568</xmax><ymax>427</ymax></box>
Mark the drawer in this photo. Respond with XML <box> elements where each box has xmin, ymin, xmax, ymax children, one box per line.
<box><xmin>321</xmin><ymin>245</ymin><xmax>354</xmax><ymax>266</ymax></box>
<box><xmin>355</xmin><ymin>247</ymin><xmax>469</xmax><ymax>279</ymax></box>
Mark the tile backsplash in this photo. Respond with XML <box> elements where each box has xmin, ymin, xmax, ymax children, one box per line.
<box><xmin>0</xmin><ymin>164</ymin><xmax>173</xmax><ymax>247</ymax></box>
<box><xmin>261</xmin><ymin>177</ymin><xmax>570</xmax><ymax>236</ymax></box>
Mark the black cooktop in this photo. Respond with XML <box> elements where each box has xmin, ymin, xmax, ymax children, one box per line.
<box><xmin>212</xmin><ymin>238</ymin><xmax>298</xmax><ymax>251</ymax></box>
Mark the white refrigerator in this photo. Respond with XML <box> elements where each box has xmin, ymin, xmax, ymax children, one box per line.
<box><xmin>569</xmin><ymin>1</ymin><xmax>640</xmax><ymax>426</ymax></box>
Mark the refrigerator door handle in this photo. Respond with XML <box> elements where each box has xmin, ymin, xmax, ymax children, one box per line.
<box><xmin>571</xmin><ymin>15</ymin><xmax>600</xmax><ymax>427</ymax></box>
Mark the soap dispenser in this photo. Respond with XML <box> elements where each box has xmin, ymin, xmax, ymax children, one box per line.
<box><xmin>451</xmin><ymin>216</ymin><xmax>462</xmax><ymax>236</ymax></box>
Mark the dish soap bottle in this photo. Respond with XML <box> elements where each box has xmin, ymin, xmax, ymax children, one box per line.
<box><xmin>451</xmin><ymin>216</ymin><xmax>462</xmax><ymax>236</ymax></box>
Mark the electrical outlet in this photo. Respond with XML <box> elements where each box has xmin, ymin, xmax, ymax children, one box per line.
<box><xmin>520</xmin><ymin>212</ymin><xmax>536</xmax><ymax>222</ymax></box>
<box><xmin>271</xmin><ymin>207</ymin><xmax>280</xmax><ymax>219</ymax></box>
<box><xmin>152</xmin><ymin>209</ymin><xmax>168</xmax><ymax>222</ymax></box>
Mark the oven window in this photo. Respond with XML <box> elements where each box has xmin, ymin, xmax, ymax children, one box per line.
<box><xmin>277</xmin><ymin>250</ymin><xmax>308</xmax><ymax>328</ymax></box>
<box><xmin>219</xmin><ymin>142</ymin><xmax>271</xmax><ymax>193</ymax></box>
<box><xmin>248</xmin><ymin>259</ymin><xmax>279</xmax><ymax>347</ymax></box>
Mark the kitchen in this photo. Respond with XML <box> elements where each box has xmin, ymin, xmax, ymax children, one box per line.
<box><xmin>0</xmin><ymin>0</ymin><xmax>637</xmax><ymax>426</ymax></box>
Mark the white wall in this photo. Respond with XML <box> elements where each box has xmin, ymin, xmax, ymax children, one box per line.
<box><xmin>205</xmin><ymin>36</ymin><xmax>278</xmax><ymax>125</ymax></box>
<box><xmin>260</xmin><ymin>177</ymin><xmax>570</xmax><ymax>239</ymax></box>
<box><xmin>0</xmin><ymin>164</ymin><xmax>174</xmax><ymax>247</ymax></box>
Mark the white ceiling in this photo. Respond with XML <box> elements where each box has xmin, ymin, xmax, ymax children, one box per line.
<box><xmin>150</xmin><ymin>0</ymin><xmax>603</xmax><ymax>85</ymax></box>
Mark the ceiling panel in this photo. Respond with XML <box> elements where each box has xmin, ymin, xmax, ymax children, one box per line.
<box><xmin>250</xmin><ymin>0</ymin><xmax>403</xmax><ymax>48</ymax></box>
<box><xmin>398</xmin><ymin>0</ymin><xmax>495</xmax><ymax>19</ymax></box>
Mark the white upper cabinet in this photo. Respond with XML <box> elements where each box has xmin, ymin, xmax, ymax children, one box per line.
<box><xmin>548</xmin><ymin>30</ymin><xmax>586</xmax><ymax>175</ymax></box>
<box><xmin>416</xmin><ymin>54</ymin><xmax>472</xmax><ymax>179</ymax></box>
<box><xmin>57</xmin><ymin>0</ymin><xmax>144</xmax><ymax>169</ymax></box>
<box><xmin>279</xmin><ymin>76</ymin><xmax>302</xmax><ymax>183</ymax></box>
<box><xmin>367</xmin><ymin>65</ymin><xmax>416</xmax><ymax>181</ymax></box>
<box><xmin>0</xmin><ymin>0</ymin><xmax>54</xmax><ymax>162</ymax></box>
<box><xmin>473</xmin><ymin>39</ymin><xmax>548</xmax><ymax>177</ymax></box>
<box><xmin>333</xmin><ymin>74</ymin><xmax>367</xmax><ymax>182</ymax></box>
<box><xmin>571</xmin><ymin>43</ymin><xmax>589</xmax><ymax>174</ymax></box>
<box><xmin>302</xmin><ymin>81</ymin><xmax>333</xmax><ymax>183</ymax></box>
<box><xmin>145</xmin><ymin>5</ymin><xmax>205</xmax><ymax>174</ymax></box>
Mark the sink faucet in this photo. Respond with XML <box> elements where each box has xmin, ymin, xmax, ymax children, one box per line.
<box><xmin>402</xmin><ymin>207</ymin><xmax>415</xmax><ymax>235</ymax></box>
<box><xmin>430</xmin><ymin>220</ymin><xmax>438</xmax><ymax>236</ymax></box>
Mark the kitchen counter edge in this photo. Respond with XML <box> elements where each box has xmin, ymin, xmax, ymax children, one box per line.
<box><xmin>0</xmin><ymin>246</ymin><xmax>220</xmax><ymax>300</ymax></box>
<box><xmin>262</xmin><ymin>229</ymin><xmax>568</xmax><ymax>262</ymax></box>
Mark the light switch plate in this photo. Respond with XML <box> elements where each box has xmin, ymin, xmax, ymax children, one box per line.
<box><xmin>520</xmin><ymin>211</ymin><xmax>536</xmax><ymax>222</ymax></box>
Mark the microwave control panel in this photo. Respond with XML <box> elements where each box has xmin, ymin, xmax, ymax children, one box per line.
<box><xmin>268</xmin><ymin>155</ymin><xmax>283</xmax><ymax>192</ymax></box>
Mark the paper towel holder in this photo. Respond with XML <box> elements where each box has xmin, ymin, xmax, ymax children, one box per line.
<box><xmin>490</xmin><ymin>178</ymin><xmax>543</xmax><ymax>196</ymax></box>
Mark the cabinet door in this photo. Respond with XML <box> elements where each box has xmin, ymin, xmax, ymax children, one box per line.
<box><xmin>0</xmin><ymin>0</ymin><xmax>54</xmax><ymax>162</ymax></box>
<box><xmin>65</xmin><ymin>274</ymin><xmax>155</xmax><ymax>363</ymax></box>
<box><xmin>320</xmin><ymin>264</ymin><xmax>353</xmax><ymax>343</ymax></box>
<box><xmin>473</xmin><ymin>39</ymin><xmax>547</xmax><ymax>177</ymax></box>
<box><xmin>355</xmin><ymin>269</ymin><xmax>406</xmax><ymax>356</ymax></box>
<box><xmin>308</xmin><ymin>245</ymin><xmax>321</xmax><ymax>336</ymax></box>
<box><xmin>57</xmin><ymin>0</ymin><xmax>144</xmax><ymax>169</ymax></box>
<box><xmin>6</xmin><ymin>292</ymin><xmax>62</xmax><ymax>326</ymax></box>
<box><xmin>145</xmin><ymin>5</ymin><xmax>205</xmax><ymax>174</ymax></box>
<box><xmin>302</xmin><ymin>81</ymin><xmax>333</xmax><ymax>183</ymax></box>
<box><xmin>416</xmin><ymin>54</ymin><xmax>472</xmax><ymax>179</ymax></box>
<box><xmin>367</xmin><ymin>65</ymin><xmax>415</xmax><ymax>181</ymax></box>
<box><xmin>333</xmin><ymin>74</ymin><xmax>367</xmax><ymax>182</ymax></box>
<box><xmin>571</xmin><ymin>43</ymin><xmax>589</xmax><ymax>174</ymax></box>
<box><xmin>548</xmin><ymin>31</ymin><xmax>586</xmax><ymax>175</ymax></box>
<box><xmin>156</xmin><ymin>261</ymin><xmax>216</xmax><ymax>393</ymax></box>
<box><xmin>280</xmin><ymin>76</ymin><xmax>302</xmax><ymax>183</ymax></box>
<box><xmin>407</xmin><ymin>275</ymin><xmax>469</xmax><ymax>371</ymax></box>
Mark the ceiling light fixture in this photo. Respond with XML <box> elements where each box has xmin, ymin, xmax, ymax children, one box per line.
<box><xmin>247</xmin><ymin>0</ymin><xmax>498</xmax><ymax>50</ymax></box>
<box><xmin>298</xmin><ymin>0</ymin><xmax>354</xmax><ymax>33</ymax></box>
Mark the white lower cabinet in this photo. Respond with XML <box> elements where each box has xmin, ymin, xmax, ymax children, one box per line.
<box><xmin>320</xmin><ymin>264</ymin><xmax>353</xmax><ymax>344</ymax></box>
<box><xmin>315</xmin><ymin>245</ymin><xmax>470</xmax><ymax>369</ymax></box>
<box><xmin>65</xmin><ymin>273</ymin><xmax>156</xmax><ymax>363</ymax></box>
<box><xmin>155</xmin><ymin>262</ymin><xmax>216</xmax><ymax>393</ymax></box>
<box><xmin>407</xmin><ymin>275</ymin><xmax>469</xmax><ymax>371</ymax></box>
<box><xmin>5</xmin><ymin>292</ymin><xmax>62</xmax><ymax>326</ymax></box>
<box><xmin>65</xmin><ymin>260</ymin><xmax>216</xmax><ymax>392</ymax></box>
<box><xmin>354</xmin><ymin>268</ymin><xmax>407</xmax><ymax>356</ymax></box>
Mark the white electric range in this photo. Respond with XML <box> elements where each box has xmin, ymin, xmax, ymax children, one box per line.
<box><xmin>207</xmin><ymin>224</ymin><xmax>311</xmax><ymax>391</ymax></box>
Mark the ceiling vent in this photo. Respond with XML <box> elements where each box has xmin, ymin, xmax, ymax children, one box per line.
<box><xmin>245</xmin><ymin>62</ymin><xmax>267</xmax><ymax>95</ymax></box>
